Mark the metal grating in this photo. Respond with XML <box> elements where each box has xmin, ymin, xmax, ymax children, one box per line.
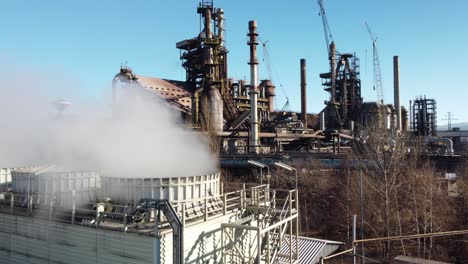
<box><xmin>278</xmin><ymin>235</ymin><xmax>343</xmax><ymax>264</ymax></box>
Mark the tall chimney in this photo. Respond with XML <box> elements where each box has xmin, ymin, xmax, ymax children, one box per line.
<box><xmin>248</xmin><ymin>20</ymin><xmax>259</xmax><ymax>154</ymax></box>
<box><xmin>300</xmin><ymin>59</ymin><xmax>307</xmax><ymax>128</ymax></box>
<box><xmin>393</xmin><ymin>56</ymin><xmax>401</xmax><ymax>131</ymax></box>
<box><xmin>330</xmin><ymin>42</ymin><xmax>337</xmax><ymax>103</ymax></box>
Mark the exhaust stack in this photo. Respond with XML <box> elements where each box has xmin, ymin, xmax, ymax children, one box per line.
<box><xmin>301</xmin><ymin>59</ymin><xmax>307</xmax><ymax>128</ymax></box>
<box><xmin>393</xmin><ymin>56</ymin><xmax>401</xmax><ymax>131</ymax></box>
<box><xmin>248</xmin><ymin>20</ymin><xmax>259</xmax><ymax>154</ymax></box>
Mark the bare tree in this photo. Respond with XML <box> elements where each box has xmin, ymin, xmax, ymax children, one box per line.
<box><xmin>348</xmin><ymin>126</ymin><xmax>454</xmax><ymax>262</ymax></box>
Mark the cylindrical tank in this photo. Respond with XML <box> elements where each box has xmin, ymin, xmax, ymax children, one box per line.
<box><xmin>11</xmin><ymin>169</ymin><xmax>100</xmax><ymax>207</ymax></box>
<box><xmin>0</xmin><ymin>168</ymin><xmax>12</xmax><ymax>191</ymax></box>
<box><xmin>100</xmin><ymin>173</ymin><xmax>221</xmax><ymax>204</ymax></box>
<box><xmin>200</xmin><ymin>88</ymin><xmax>223</xmax><ymax>133</ymax></box>
<box><xmin>401</xmin><ymin>106</ymin><xmax>409</xmax><ymax>131</ymax></box>
<box><xmin>261</xmin><ymin>80</ymin><xmax>276</xmax><ymax>112</ymax></box>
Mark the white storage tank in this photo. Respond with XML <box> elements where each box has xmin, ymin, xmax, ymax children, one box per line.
<box><xmin>100</xmin><ymin>172</ymin><xmax>221</xmax><ymax>204</ymax></box>
<box><xmin>11</xmin><ymin>167</ymin><xmax>101</xmax><ymax>207</ymax></box>
<box><xmin>0</xmin><ymin>168</ymin><xmax>13</xmax><ymax>191</ymax></box>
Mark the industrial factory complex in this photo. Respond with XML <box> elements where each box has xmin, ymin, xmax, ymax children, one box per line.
<box><xmin>1</xmin><ymin>1</ymin><xmax>467</xmax><ymax>264</ymax></box>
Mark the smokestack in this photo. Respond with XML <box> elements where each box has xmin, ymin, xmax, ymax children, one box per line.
<box><xmin>330</xmin><ymin>42</ymin><xmax>337</xmax><ymax>103</ymax></box>
<box><xmin>300</xmin><ymin>59</ymin><xmax>307</xmax><ymax>128</ymax></box>
<box><xmin>393</xmin><ymin>56</ymin><xmax>401</xmax><ymax>131</ymax></box>
<box><xmin>248</xmin><ymin>20</ymin><xmax>259</xmax><ymax>154</ymax></box>
<box><xmin>409</xmin><ymin>100</ymin><xmax>412</xmax><ymax>132</ymax></box>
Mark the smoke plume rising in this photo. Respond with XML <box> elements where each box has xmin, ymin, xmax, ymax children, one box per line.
<box><xmin>0</xmin><ymin>64</ymin><xmax>218</xmax><ymax>178</ymax></box>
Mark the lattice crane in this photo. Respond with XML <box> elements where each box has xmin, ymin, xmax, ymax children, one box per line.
<box><xmin>366</xmin><ymin>22</ymin><xmax>384</xmax><ymax>105</ymax></box>
<box><xmin>318</xmin><ymin>0</ymin><xmax>334</xmax><ymax>56</ymax></box>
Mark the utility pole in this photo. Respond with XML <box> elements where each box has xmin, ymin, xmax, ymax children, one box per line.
<box><xmin>442</xmin><ymin>112</ymin><xmax>458</xmax><ymax>131</ymax></box>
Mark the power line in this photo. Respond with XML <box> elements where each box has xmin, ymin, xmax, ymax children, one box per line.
<box><xmin>442</xmin><ymin>112</ymin><xmax>458</xmax><ymax>131</ymax></box>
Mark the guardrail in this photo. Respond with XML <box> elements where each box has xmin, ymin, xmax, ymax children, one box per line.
<box><xmin>0</xmin><ymin>184</ymin><xmax>280</xmax><ymax>234</ymax></box>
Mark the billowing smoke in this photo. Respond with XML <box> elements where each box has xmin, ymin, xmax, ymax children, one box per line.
<box><xmin>0</xmin><ymin>64</ymin><xmax>218</xmax><ymax>178</ymax></box>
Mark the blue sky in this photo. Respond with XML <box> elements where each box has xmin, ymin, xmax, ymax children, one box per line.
<box><xmin>1</xmin><ymin>0</ymin><xmax>467</xmax><ymax>123</ymax></box>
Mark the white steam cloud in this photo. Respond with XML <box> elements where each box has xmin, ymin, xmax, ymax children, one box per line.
<box><xmin>0</xmin><ymin>64</ymin><xmax>218</xmax><ymax>178</ymax></box>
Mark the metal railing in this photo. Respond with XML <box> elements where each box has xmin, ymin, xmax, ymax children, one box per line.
<box><xmin>0</xmin><ymin>184</ymin><xmax>270</xmax><ymax>233</ymax></box>
<box><xmin>220</xmin><ymin>187</ymin><xmax>299</xmax><ymax>264</ymax></box>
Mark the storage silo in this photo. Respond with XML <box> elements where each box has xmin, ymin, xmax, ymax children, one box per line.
<box><xmin>99</xmin><ymin>172</ymin><xmax>221</xmax><ymax>205</ymax></box>
<box><xmin>11</xmin><ymin>167</ymin><xmax>101</xmax><ymax>207</ymax></box>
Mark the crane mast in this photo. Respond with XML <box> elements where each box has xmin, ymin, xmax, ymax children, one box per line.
<box><xmin>366</xmin><ymin>22</ymin><xmax>384</xmax><ymax>105</ymax></box>
<box><xmin>318</xmin><ymin>0</ymin><xmax>334</xmax><ymax>56</ymax></box>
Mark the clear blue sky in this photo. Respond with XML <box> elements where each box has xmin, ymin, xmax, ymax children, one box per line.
<box><xmin>1</xmin><ymin>0</ymin><xmax>467</xmax><ymax>124</ymax></box>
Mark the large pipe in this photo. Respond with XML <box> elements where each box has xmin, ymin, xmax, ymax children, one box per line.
<box><xmin>204</xmin><ymin>7</ymin><xmax>212</xmax><ymax>39</ymax></box>
<box><xmin>248</xmin><ymin>20</ymin><xmax>260</xmax><ymax>154</ymax></box>
<box><xmin>217</xmin><ymin>8</ymin><xmax>224</xmax><ymax>43</ymax></box>
<box><xmin>426</xmin><ymin>137</ymin><xmax>454</xmax><ymax>155</ymax></box>
<box><xmin>320</xmin><ymin>112</ymin><xmax>326</xmax><ymax>131</ymax></box>
<box><xmin>300</xmin><ymin>59</ymin><xmax>307</xmax><ymax>128</ymax></box>
<box><xmin>393</xmin><ymin>56</ymin><xmax>401</xmax><ymax>131</ymax></box>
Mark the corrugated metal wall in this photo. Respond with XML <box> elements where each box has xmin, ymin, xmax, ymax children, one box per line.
<box><xmin>0</xmin><ymin>215</ymin><xmax>154</xmax><ymax>264</ymax></box>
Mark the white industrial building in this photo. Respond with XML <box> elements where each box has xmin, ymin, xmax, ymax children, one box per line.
<box><xmin>0</xmin><ymin>167</ymin><xmax>342</xmax><ymax>263</ymax></box>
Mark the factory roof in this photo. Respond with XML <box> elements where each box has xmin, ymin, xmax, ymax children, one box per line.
<box><xmin>136</xmin><ymin>75</ymin><xmax>193</xmax><ymax>114</ymax></box>
<box><xmin>278</xmin><ymin>235</ymin><xmax>343</xmax><ymax>264</ymax></box>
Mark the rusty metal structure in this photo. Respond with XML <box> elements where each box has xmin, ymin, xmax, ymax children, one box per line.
<box><xmin>176</xmin><ymin>1</ymin><xmax>273</xmax><ymax>134</ymax></box>
<box><xmin>176</xmin><ymin>0</ymin><xmax>226</xmax><ymax>132</ymax></box>
<box><xmin>318</xmin><ymin>0</ymin><xmax>363</xmax><ymax>132</ymax></box>
<box><xmin>319</xmin><ymin>47</ymin><xmax>363</xmax><ymax>131</ymax></box>
<box><xmin>110</xmin><ymin>0</ymin><xmax>458</xmax><ymax>158</ymax></box>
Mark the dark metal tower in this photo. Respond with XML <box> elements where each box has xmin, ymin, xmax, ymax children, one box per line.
<box><xmin>412</xmin><ymin>97</ymin><xmax>437</xmax><ymax>137</ymax></box>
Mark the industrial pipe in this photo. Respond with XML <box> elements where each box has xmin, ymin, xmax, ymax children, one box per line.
<box><xmin>320</xmin><ymin>112</ymin><xmax>326</xmax><ymax>131</ymax></box>
<box><xmin>426</xmin><ymin>137</ymin><xmax>454</xmax><ymax>155</ymax></box>
<box><xmin>204</xmin><ymin>7</ymin><xmax>212</xmax><ymax>39</ymax></box>
<box><xmin>393</xmin><ymin>56</ymin><xmax>401</xmax><ymax>131</ymax></box>
<box><xmin>300</xmin><ymin>59</ymin><xmax>307</xmax><ymax>128</ymax></box>
<box><xmin>217</xmin><ymin>8</ymin><xmax>224</xmax><ymax>43</ymax></box>
<box><xmin>248</xmin><ymin>20</ymin><xmax>260</xmax><ymax>154</ymax></box>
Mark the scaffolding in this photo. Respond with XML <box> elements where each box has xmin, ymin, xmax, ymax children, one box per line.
<box><xmin>221</xmin><ymin>187</ymin><xmax>299</xmax><ymax>264</ymax></box>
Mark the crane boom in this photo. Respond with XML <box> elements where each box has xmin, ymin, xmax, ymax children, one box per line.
<box><xmin>318</xmin><ymin>0</ymin><xmax>334</xmax><ymax>56</ymax></box>
<box><xmin>366</xmin><ymin>22</ymin><xmax>384</xmax><ymax>104</ymax></box>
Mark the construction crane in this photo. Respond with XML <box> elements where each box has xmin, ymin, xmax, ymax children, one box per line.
<box><xmin>365</xmin><ymin>22</ymin><xmax>384</xmax><ymax>105</ymax></box>
<box><xmin>261</xmin><ymin>39</ymin><xmax>273</xmax><ymax>81</ymax></box>
<box><xmin>318</xmin><ymin>0</ymin><xmax>334</xmax><ymax>56</ymax></box>
<box><xmin>260</xmin><ymin>38</ymin><xmax>290</xmax><ymax>111</ymax></box>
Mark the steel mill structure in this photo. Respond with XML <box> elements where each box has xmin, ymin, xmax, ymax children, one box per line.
<box><xmin>111</xmin><ymin>0</ymin><xmax>459</xmax><ymax>159</ymax></box>
<box><xmin>1</xmin><ymin>1</ymin><xmax>464</xmax><ymax>264</ymax></box>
